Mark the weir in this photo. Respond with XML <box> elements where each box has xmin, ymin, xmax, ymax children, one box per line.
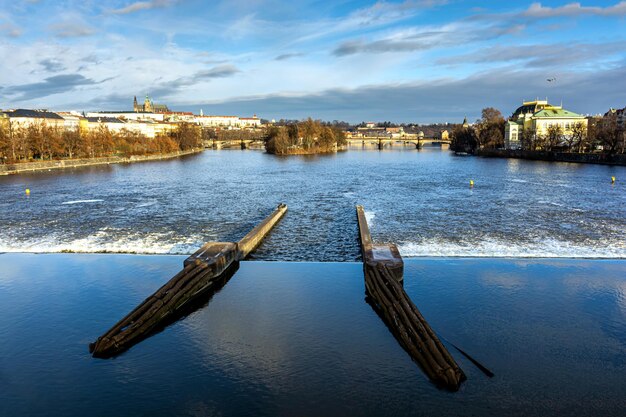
<box><xmin>89</xmin><ymin>203</ymin><xmax>287</xmax><ymax>358</ymax></box>
<box><xmin>356</xmin><ymin>205</ymin><xmax>466</xmax><ymax>391</ymax></box>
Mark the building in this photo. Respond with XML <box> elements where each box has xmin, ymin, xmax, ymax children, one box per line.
<box><xmin>85</xmin><ymin>116</ymin><xmax>128</xmax><ymax>134</ymax></box>
<box><xmin>133</xmin><ymin>95</ymin><xmax>169</xmax><ymax>113</ymax></box>
<box><xmin>56</xmin><ymin>111</ymin><xmax>83</xmax><ymax>130</ymax></box>
<box><xmin>6</xmin><ymin>109</ymin><xmax>66</xmax><ymax>129</ymax></box>
<box><xmin>194</xmin><ymin>115</ymin><xmax>261</xmax><ymax>128</ymax></box>
<box><xmin>86</xmin><ymin>111</ymin><xmax>165</xmax><ymax>122</ymax></box>
<box><xmin>163</xmin><ymin>112</ymin><xmax>195</xmax><ymax>123</ymax></box>
<box><xmin>385</xmin><ymin>127</ymin><xmax>405</xmax><ymax>138</ymax></box>
<box><xmin>238</xmin><ymin>116</ymin><xmax>262</xmax><ymax>128</ymax></box>
<box><xmin>0</xmin><ymin>111</ymin><xmax>9</xmax><ymax>131</ymax></box>
<box><xmin>440</xmin><ymin>130</ymin><xmax>449</xmax><ymax>141</ymax></box>
<box><xmin>605</xmin><ymin>107</ymin><xmax>626</xmax><ymax>128</ymax></box>
<box><xmin>504</xmin><ymin>100</ymin><xmax>588</xmax><ymax>149</ymax></box>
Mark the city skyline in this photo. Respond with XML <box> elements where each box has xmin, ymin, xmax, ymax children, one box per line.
<box><xmin>1</xmin><ymin>0</ymin><xmax>625</xmax><ymax>122</ymax></box>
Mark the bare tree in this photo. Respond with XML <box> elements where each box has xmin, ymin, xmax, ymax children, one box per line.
<box><xmin>570</xmin><ymin>122</ymin><xmax>587</xmax><ymax>153</ymax></box>
<box><xmin>545</xmin><ymin>125</ymin><xmax>563</xmax><ymax>151</ymax></box>
<box><xmin>520</xmin><ymin>128</ymin><xmax>536</xmax><ymax>150</ymax></box>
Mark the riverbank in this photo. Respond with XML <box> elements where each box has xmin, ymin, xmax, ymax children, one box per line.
<box><xmin>267</xmin><ymin>145</ymin><xmax>347</xmax><ymax>155</ymax></box>
<box><xmin>476</xmin><ymin>148</ymin><xmax>626</xmax><ymax>166</ymax></box>
<box><xmin>1</xmin><ymin>253</ymin><xmax>624</xmax><ymax>416</ymax></box>
<box><xmin>0</xmin><ymin>148</ymin><xmax>204</xmax><ymax>175</ymax></box>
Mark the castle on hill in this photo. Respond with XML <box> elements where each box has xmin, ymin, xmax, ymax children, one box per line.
<box><xmin>133</xmin><ymin>95</ymin><xmax>169</xmax><ymax>113</ymax></box>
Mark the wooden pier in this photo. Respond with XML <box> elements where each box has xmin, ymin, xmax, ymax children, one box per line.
<box><xmin>89</xmin><ymin>204</ymin><xmax>287</xmax><ymax>358</ymax></box>
<box><xmin>356</xmin><ymin>205</ymin><xmax>466</xmax><ymax>391</ymax></box>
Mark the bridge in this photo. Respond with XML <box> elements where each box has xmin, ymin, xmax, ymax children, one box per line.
<box><xmin>204</xmin><ymin>139</ymin><xmax>265</xmax><ymax>149</ymax></box>
<box><xmin>204</xmin><ymin>137</ymin><xmax>451</xmax><ymax>150</ymax></box>
<box><xmin>347</xmin><ymin>137</ymin><xmax>451</xmax><ymax>149</ymax></box>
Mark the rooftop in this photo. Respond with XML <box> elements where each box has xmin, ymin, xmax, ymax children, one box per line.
<box><xmin>533</xmin><ymin>107</ymin><xmax>583</xmax><ymax>118</ymax></box>
<box><xmin>8</xmin><ymin>109</ymin><xmax>64</xmax><ymax>119</ymax></box>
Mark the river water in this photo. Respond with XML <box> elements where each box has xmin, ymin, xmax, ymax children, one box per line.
<box><xmin>0</xmin><ymin>254</ymin><xmax>624</xmax><ymax>416</ymax></box>
<box><xmin>1</xmin><ymin>146</ymin><xmax>625</xmax><ymax>259</ymax></box>
<box><xmin>1</xmin><ymin>148</ymin><xmax>625</xmax><ymax>416</ymax></box>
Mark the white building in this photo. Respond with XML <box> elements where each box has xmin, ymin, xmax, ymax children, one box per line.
<box><xmin>194</xmin><ymin>115</ymin><xmax>261</xmax><ymax>128</ymax></box>
<box><xmin>86</xmin><ymin>111</ymin><xmax>165</xmax><ymax>122</ymax></box>
<box><xmin>505</xmin><ymin>100</ymin><xmax>588</xmax><ymax>149</ymax></box>
<box><xmin>6</xmin><ymin>109</ymin><xmax>66</xmax><ymax>129</ymax></box>
<box><xmin>56</xmin><ymin>111</ymin><xmax>83</xmax><ymax>130</ymax></box>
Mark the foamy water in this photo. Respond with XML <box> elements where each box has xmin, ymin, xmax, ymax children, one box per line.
<box><xmin>398</xmin><ymin>238</ymin><xmax>626</xmax><ymax>259</ymax></box>
<box><xmin>1</xmin><ymin>149</ymin><xmax>625</xmax><ymax>260</ymax></box>
<box><xmin>0</xmin><ymin>230</ymin><xmax>205</xmax><ymax>255</ymax></box>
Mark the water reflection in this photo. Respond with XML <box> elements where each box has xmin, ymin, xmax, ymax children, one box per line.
<box><xmin>1</xmin><ymin>254</ymin><xmax>625</xmax><ymax>416</ymax></box>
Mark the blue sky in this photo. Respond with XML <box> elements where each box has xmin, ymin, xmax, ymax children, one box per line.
<box><xmin>0</xmin><ymin>0</ymin><xmax>625</xmax><ymax>122</ymax></box>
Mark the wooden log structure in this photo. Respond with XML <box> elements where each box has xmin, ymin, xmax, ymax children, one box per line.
<box><xmin>356</xmin><ymin>205</ymin><xmax>403</xmax><ymax>283</ymax></box>
<box><xmin>237</xmin><ymin>203</ymin><xmax>287</xmax><ymax>260</ymax></box>
<box><xmin>356</xmin><ymin>205</ymin><xmax>466</xmax><ymax>391</ymax></box>
<box><xmin>89</xmin><ymin>204</ymin><xmax>287</xmax><ymax>358</ymax></box>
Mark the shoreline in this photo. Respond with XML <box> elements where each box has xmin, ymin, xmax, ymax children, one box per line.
<box><xmin>0</xmin><ymin>148</ymin><xmax>204</xmax><ymax>176</ymax></box>
<box><xmin>476</xmin><ymin>148</ymin><xmax>626</xmax><ymax>166</ymax></box>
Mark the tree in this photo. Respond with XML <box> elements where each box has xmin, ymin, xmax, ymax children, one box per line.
<box><xmin>475</xmin><ymin>107</ymin><xmax>505</xmax><ymax>149</ymax></box>
<box><xmin>332</xmin><ymin>126</ymin><xmax>347</xmax><ymax>146</ymax></box>
<box><xmin>28</xmin><ymin>120</ymin><xmax>46</xmax><ymax>159</ymax></box>
<box><xmin>172</xmin><ymin>122</ymin><xmax>201</xmax><ymax>150</ymax></box>
<box><xmin>93</xmin><ymin>124</ymin><xmax>114</xmax><ymax>156</ymax></box>
<box><xmin>286</xmin><ymin>124</ymin><xmax>299</xmax><ymax>147</ymax></box>
<box><xmin>263</xmin><ymin>126</ymin><xmax>290</xmax><ymax>154</ymax></box>
<box><xmin>520</xmin><ymin>128</ymin><xmax>536</xmax><ymax>150</ymax></box>
<box><xmin>0</xmin><ymin>123</ymin><xmax>8</xmax><ymax>162</ymax></box>
<box><xmin>592</xmin><ymin>116</ymin><xmax>624</xmax><ymax>154</ymax></box>
<box><xmin>545</xmin><ymin>125</ymin><xmax>563</xmax><ymax>151</ymax></box>
<box><xmin>318</xmin><ymin>126</ymin><xmax>336</xmax><ymax>150</ymax></box>
<box><xmin>570</xmin><ymin>122</ymin><xmax>587</xmax><ymax>153</ymax></box>
<box><xmin>300</xmin><ymin>118</ymin><xmax>320</xmax><ymax>149</ymax></box>
<box><xmin>450</xmin><ymin>124</ymin><xmax>478</xmax><ymax>153</ymax></box>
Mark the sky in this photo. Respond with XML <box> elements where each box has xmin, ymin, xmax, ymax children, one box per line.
<box><xmin>0</xmin><ymin>0</ymin><xmax>625</xmax><ymax>123</ymax></box>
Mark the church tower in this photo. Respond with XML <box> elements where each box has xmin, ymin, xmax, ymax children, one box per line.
<box><xmin>144</xmin><ymin>95</ymin><xmax>152</xmax><ymax>113</ymax></box>
<box><xmin>133</xmin><ymin>96</ymin><xmax>138</xmax><ymax>112</ymax></box>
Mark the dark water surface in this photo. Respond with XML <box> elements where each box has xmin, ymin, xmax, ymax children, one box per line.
<box><xmin>0</xmin><ymin>254</ymin><xmax>624</xmax><ymax>416</ymax></box>
<box><xmin>1</xmin><ymin>148</ymin><xmax>625</xmax><ymax>260</ymax></box>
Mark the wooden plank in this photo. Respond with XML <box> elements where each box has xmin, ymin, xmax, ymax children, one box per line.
<box><xmin>237</xmin><ymin>203</ymin><xmax>287</xmax><ymax>260</ymax></box>
<box><xmin>356</xmin><ymin>205</ymin><xmax>403</xmax><ymax>283</ymax></box>
<box><xmin>90</xmin><ymin>204</ymin><xmax>287</xmax><ymax>358</ymax></box>
<box><xmin>356</xmin><ymin>205</ymin><xmax>465</xmax><ymax>391</ymax></box>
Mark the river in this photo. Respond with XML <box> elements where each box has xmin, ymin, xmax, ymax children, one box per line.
<box><xmin>1</xmin><ymin>146</ymin><xmax>624</xmax><ymax>260</ymax></box>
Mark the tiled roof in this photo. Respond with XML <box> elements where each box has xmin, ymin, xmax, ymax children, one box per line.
<box><xmin>533</xmin><ymin>108</ymin><xmax>583</xmax><ymax>118</ymax></box>
<box><xmin>8</xmin><ymin>109</ymin><xmax>64</xmax><ymax>119</ymax></box>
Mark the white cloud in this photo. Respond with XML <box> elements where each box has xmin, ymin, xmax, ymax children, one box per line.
<box><xmin>523</xmin><ymin>1</ymin><xmax>626</xmax><ymax>18</ymax></box>
<box><xmin>109</xmin><ymin>0</ymin><xmax>177</xmax><ymax>15</ymax></box>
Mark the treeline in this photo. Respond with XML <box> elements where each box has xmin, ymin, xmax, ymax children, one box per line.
<box><xmin>0</xmin><ymin>122</ymin><xmax>202</xmax><ymax>163</ymax></box>
<box><xmin>451</xmin><ymin>107</ymin><xmax>626</xmax><ymax>154</ymax></box>
<box><xmin>450</xmin><ymin>108</ymin><xmax>505</xmax><ymax>153</ymax></box>
<box><xmin>263</xmin><ymin>118</ymin><xmax>347</xmax><ymax>155</ymax></box>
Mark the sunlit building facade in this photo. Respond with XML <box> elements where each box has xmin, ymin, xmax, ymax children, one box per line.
<box><xmin>505</xmin><ymin>100</ymin><xmax>587</xmax><ymax>149</ymax></box>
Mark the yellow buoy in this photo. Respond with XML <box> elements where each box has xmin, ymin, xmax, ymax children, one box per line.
<box><xmin>469</xmin><ymin>180</ymin><xmax>474</xmax><ymax>187</ymax></box>
<box><xmin>611</xmin><ymin>176</ymin><xmax>616</xmax><ymax>184</ymax></box>
<box><xmin>25</xmin><ymin>188</ymin><xmax>30</xmax><ymax>195</ymax></box>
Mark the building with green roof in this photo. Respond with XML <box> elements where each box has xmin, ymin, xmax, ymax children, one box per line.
<box><xmin>504</xmin><ymin>100</ymin><xmax>587</xmax><ymax>149</ymax></box>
